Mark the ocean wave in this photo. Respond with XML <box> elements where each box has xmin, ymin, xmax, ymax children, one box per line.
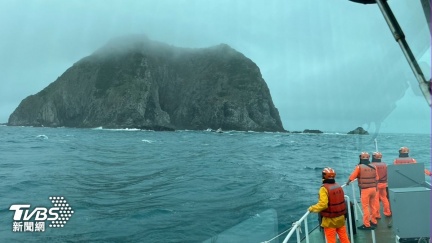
<box><xmin>303</xmin><ymin>166</ymin><xmax>322</xmax><ymax>170</ymax></box>
<box><xmin>92</xmin><ymin>127</ymin><xmax>142</xmax><ymax>131</ymax></box>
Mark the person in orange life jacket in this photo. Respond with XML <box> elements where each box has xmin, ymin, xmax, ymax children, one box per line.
<box><xmin>346</xmin><ymin>152</ymin><xmax>379</xmax><ymax>230</ymax></box>
<box><xmin>308</xmin><ymin>167</ymin><xmax>350</xmax><ymax>243</ymax></box>
<box><xmin>393</xmin><ymin>146</ymin><xmax>431</xmax><ymax>176</ymax></box>
<box><xmin>371</xmin><ymin>152</ymin><xmax>392</xmax><ymax>218</ymax></box>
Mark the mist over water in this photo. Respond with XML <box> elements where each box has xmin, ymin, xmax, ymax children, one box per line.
<box><xmin>0</xmin><ymin>126</ymin><xmax>430</xmax><ymax>242</ymax></box>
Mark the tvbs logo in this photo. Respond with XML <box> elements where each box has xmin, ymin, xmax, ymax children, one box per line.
<box><xmin>9</xmin><ymin>196</ymin><xmax>74</xmax><ymax>232</ymax></box>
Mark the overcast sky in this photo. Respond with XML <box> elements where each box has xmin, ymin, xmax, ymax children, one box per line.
<box><xmin>0</xmin><ymin>0</ymin><xmax>430</xmax><ymax>134</ymax></box>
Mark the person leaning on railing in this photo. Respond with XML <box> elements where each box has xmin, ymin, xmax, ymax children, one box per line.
<box><xmin>346</xmin><ymin>152</ymin><xmax>378</xmax><ymax>230</ymax></box>
<box><xmin>393</xmin><ymin>146</ymin><xmax>432</xmax><ymax>176</ymax></box>
<box><xmin>308</xmin><ymin>167</ymin><xmax>350</xmax><ymax>243</ymax></box>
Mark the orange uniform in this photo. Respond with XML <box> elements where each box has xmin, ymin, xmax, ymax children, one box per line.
<box><xmin>371</xmin><ymin>160</ymin><xmax>392</xmax><ymax>217</ymax></box>
<box><xmin>347</xmin><ymin>162</ymin><xmax>379</xmax><ymax>228</ymax></box>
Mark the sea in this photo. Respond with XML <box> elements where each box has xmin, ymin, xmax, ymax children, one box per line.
<box><xmin>0</xmin><ymin>125</ymin><xmax>430</xmax><ymax>243</ymax></box>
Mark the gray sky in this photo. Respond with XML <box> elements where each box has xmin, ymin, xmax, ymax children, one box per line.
<box><xmin>0</xmin><ymin>0</ymin><xmax>430</xmax><ymax>133</ymax></box>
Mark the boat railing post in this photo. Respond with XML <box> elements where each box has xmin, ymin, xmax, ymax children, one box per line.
<box><xmin>304</xmin><ymin>217</ymin><xmax>309</xmax><ymax>243</ymax></box>
<box><xmin>345</xmin><ymin>195</ymin><xmax>355</xmax><ymax>243</ymax></box>
<box><xmin>282</xmin><ymin>211</ymin><xmax>310</xmax><ymax>243</ymax></box>
<box><xmin>371</xmin><ymin>229</ymin><xmax>376</xmax><ymax>243</ymax></box>
<box><xmin>350</xmin><ymin>181</ymin><xmax>359</xmax><ymax>221</ymax></box>
<box><xmin>295</xmin><ymin>225</ymin><xmax>301</xmax><ymax>243</ymax></box>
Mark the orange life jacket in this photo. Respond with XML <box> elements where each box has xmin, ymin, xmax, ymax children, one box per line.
<box><xmin>358</xmin><ymin>164</ymin><xmax>377</xmax><ymax>189</ymax></box>
<box><xmin>320</xmin><ymin>183</ymin><xmax>346</xmax><ymax>218</ymax></box>
<box><xmin>371</xmin><ymin>162</ymin><xmax>387</xmax><ymax>183</ymax></box>
<box><xmin>393</xmin><ymin>157</ymin><xmax>416</xmax><ymax>164</ymax></box>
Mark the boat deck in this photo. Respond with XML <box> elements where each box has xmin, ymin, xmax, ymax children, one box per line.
<box><xmin>281</xmin><ymin>169</ymin><xmax>432</xmax><ymax>243</ymax></box>
<box><xmin>300</xmin><ymin>207</ymin><xmax>429</xmax><ymax>243</ymax></box>
<box><xmin>301</xmin><ymin>214</ymin><xmax>395</xmax><ymax>243</ymax></box>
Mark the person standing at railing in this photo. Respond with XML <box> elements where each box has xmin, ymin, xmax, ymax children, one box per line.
<box><xmin>346</xmin><ymin>152</ymin><xmax>379</xmax><ymax>230</ymax></box>
<box><xmin>371</xmin><ymin>152</ymin><xmax>392</xmax><ymax>218</ymax></box>
<box><xmin>308</xmin><ymin>167</ymin><xmax>350</xmax><ymax>243</ymax></box>
<box><xmin>393</xmin><ymin>146</ymin><xmax>432</xmax><ymax>176</ymax></box>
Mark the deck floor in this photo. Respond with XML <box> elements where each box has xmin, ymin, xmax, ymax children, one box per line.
<box><xmin>300</xmin><ymin>212</ymin><xmax>429</xmax><ymax>243</ymax></box>
<box><xmin>301</xmin><ymin>215</ymin><xmax>395</xmax><ymax>243</ymax></box>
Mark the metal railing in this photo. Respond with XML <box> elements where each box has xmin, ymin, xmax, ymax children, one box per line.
<box><xmin>276</xmin><ymin>180</ymin><xmax>377</xmax><ymax>243</ymax></box>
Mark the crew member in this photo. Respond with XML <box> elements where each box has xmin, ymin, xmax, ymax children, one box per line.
<box><xmin>371</xmin><ymin>152</ymin><xmax>391</xmax><ymax>218</ymax></box>
<box><xmin>346</xmin><ymin>152</ymin><xmax>378</xmax><ymax>230</ymax></box>
<box><xmin>394</xmin><ymin>147</ymin><xmax>431</xmax><ymax>176</ymax></box>
<box><xmin>309</xmin><ymin>167</ymin><xmax>350</xmax><ymax>243</ymax></box>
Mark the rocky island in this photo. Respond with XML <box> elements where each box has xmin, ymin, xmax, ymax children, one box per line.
<box><xmin>303</xmin><ymin>129</ymin><xmax>323</xmax><ymax>134</ymax></box>
<box><xmin>347</xmin><ymin>127</ymin><xmax>369</xmax><ymax>135</ymax></box>
<box><xmin>8</xmin><ymin>35</ymin><xmax>285</xmax><ymax>132</ymax></box>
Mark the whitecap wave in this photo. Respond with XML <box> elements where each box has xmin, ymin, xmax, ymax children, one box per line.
<box><xmin>92</xmin><ymin>127</ymin><xmax>142</xmax><ymax>131</ymax></box>
<box><xmin>109</xmin><ymin>128</ymin><xmax>141</xmax><ymax>131</ymax></box>
<box><xmin>36</xmin><ymin>134</ymin><xmax>48</xmax><ymax>139</ymax></box>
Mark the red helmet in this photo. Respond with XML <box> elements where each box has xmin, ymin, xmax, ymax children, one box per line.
<box><xmin>322</xmin><ymin>167</ymin><xmax>336</xmax><ymax>179</ymax></box>
<box><xmin>359</xmin><ymin>152</ymin><xmax>370</xmax><ymax>160</ymax></box>
<box><xmin>399</xmin><ymin>147</ymin><xmax>409</xmax><ymax>154</ymax></box>
<box><xmin>372</xmin><ymin>152</ymin><xmax>382</xmax><ymax>159</ymax></box>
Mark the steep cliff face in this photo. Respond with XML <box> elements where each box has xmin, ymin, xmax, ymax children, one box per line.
<box><xmin>8</xmin><ymin>36</ymin><xmax>285</xmax><ymax>132</ymax></box>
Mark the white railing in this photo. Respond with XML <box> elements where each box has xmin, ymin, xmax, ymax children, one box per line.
<box><xmin>282</xmin><ymin>210</ymin><xmax>310</xmax><ymax>243</ymax></box>
<box><xmin>279</xmin><ymin>194</ymin><xmax>353</xmax><ymax>243</ymax></box>
<box><xmin>273</xmin><ymin>180</ymin><xmax>377</xmax><ymax>243</ymax></box>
